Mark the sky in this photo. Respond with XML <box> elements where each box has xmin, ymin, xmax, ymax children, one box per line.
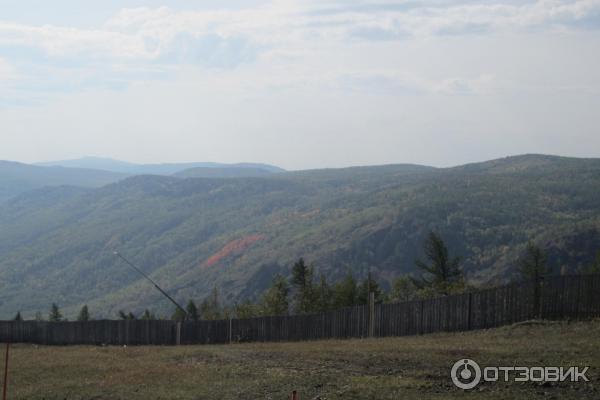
<box><xmin>0</xmin><ymin>0</ymin><xmax>599</xmax><ymax>170</ymax></box>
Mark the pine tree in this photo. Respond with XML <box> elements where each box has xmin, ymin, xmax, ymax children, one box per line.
<box><xmin>414</xmin><ymin>231</ymin><xmax>464</xmax><ymax>295</ymax></box>
<box><xmin>314</xmin><ymin>273</ymin><xmax>333</xmax><ymax>312</ymax></box>
<box><xmin>186</xmin><ymin>300</ymin><xmax>199</xmax><ymax>321</ymax></box>
<box><xmin>13</xmin><ymin>311</ymin><xmax>23</xmax><ymax>321</ymax></box>
<box><xmin>291</xmin><ymin>258</ymin><xmax>315</xmax><ymax>313</ymax></box>
<box><xmin>518</xmin><ymin>241</ymin><xmax>549</xmax><ymax>317</ymax></box>
<box><xmin>49</xmin><ymin>303</ymin><xmax>63</xmax><ymax>322</ymax></box>
<box><xmin>200</xmin><ymin>287</ymin><xmax>222</xmax><ymax>320</ymax></box>
<box><xmin>261</xmin><ymin>274</ymin><xmax>290</xmax><ymax>315</ymax></box>
<box><xmin>234</xmin><ymin>300</ymin><xmax>262</xmax><ymax>319</ymax></box>
<box><xmin>221</xmin><ymin>306</ymin><xmax>233</xmax><ymax>320</ymax></box>
<box><xmin>357</xmin><ymin>271</ymin><xmax>384</xmax><ymax>305</ymax></box>
<box><xmin>118</xmin><ymin>310</ymin><xmax>137</xmax><ymax>320</ymax></box>
<box><xmin>518</xmin><ymin>241</ymin><xmax>549</xmax><ymax>280</ymax></box>
<box><xmin>390</xmin><ymin>276</ymin><xmax>418</xmax><ymax>302</ymax></box>
<box><xmin>77</xmin><ymin>305</ymin><xmax>90</xmax><ymax>321</ymax></box>
<box><xmin>141</xmin><ymin>309</ymin><xmax>156</xmax><ymax>320</ymax></box>
<box><xmin>582</xmin><ymin>251</ymin><xmax>600</xmax><ymax>274</ymax></box>
<box><xmin>593</xmin><ymin>252</ymin><xmax>600</xmax><ymax>273</ymax></box>
<box><xmin>172</xmin><ymin>306</ymin><xmax>187</xmax><ymax>322</ymax></box>
<box><xmin>333</xmin><ymin>273</ymin><xmax>358</xmax><ymax>308</ymax></box>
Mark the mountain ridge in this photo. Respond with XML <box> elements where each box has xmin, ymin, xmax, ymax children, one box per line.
<box><xmin>0</xmin><ymin>160</ymin><xmax>128</xmax><ymax>203</ymax></box>
<box><xmin>35</xmin><ymin>156</ymin><xmax>285</xmax><ymax>175</ymax></box>
<box><xmin>1</xmin><ymin>154</ymin><xmax>599</xmax><ymax>319</ymax></box>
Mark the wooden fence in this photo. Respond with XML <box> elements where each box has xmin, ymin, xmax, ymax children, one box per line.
<box><xmin>1</xmin><ymin>274</ymin><xmax>599</xmax><ymax>346</ymax></box>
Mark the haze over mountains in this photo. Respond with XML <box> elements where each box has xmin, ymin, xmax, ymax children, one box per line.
<box><xmin>0</xmin><ymin>161</ymin><xmax>127</xmax><ymax>204</ymax></box>
<box><xmin>1</xmin><ymin>154</ymin><xmax>599</xmax><ymax>319</ymax></box>
<box><xmin>36</xmin><ymin>157</ymin><xmax>285</xmax><ymax>175</ymax></box>
<box><xmin>0</xmin><ymin>157</ymin><xmax>284</xmax><ymax>202</ymax></box>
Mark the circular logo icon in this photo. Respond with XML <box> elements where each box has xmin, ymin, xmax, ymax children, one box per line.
<box><xmin>451</xmin><ymin>359</ymin><xmax>482</xmax><ymax>390</ymax></box>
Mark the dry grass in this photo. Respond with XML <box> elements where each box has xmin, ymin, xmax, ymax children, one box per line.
<box><xmin>3</xmin><ymin>320</ymin><xmax>600</xmax><ymax>399</ymax></box>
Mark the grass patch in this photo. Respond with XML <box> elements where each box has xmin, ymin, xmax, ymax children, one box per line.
<box><xmin>3</xmin><ymin>320</ymin><xmax>600</xmax><ymax>399</ymax></box>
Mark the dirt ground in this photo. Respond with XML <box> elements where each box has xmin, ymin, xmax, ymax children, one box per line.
<box><xmin>2</xmin><ymin>320</ymin><xmax>600</xmax><ymax>399</ymax></box>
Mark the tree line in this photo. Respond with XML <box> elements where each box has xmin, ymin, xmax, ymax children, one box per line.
<box><xmin>13</xmin><ymin>231</ymin><xmax>600</xmax><ymax>322</ymax></box>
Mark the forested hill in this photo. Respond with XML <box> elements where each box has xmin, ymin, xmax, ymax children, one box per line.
<box><xmin>0</xmin><ymin>161</ymin><xmax>127</xmax><ymax>203</ymax></box>
<box><xmin>1</xmin><ymin>154</ymin><xmax>600</xmax><ymax>319</ymax></box>
<box><xmin>0</xmin><ymin>158</ymin><xmax>284</xmax><ymax>203</ymax></box>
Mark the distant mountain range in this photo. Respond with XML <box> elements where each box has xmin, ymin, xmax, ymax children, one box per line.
<box><xmin>0</xmin><ymin>154</ymin><xmax>599</xmax><ymax>319</ymax></box>
<box><xmin>35</xmin><ymin>156</ymin><xmax>285</xmax><ymax>175</ymax></box>
<box><xmin>0</xmin><ymin>161</ymin><xmax>127</xmax><ymax>203</ymax></box>
<box><xmin>0</xmin><ymin>157</ymin><xmax>284</xmax><ymax>203</ymax></box>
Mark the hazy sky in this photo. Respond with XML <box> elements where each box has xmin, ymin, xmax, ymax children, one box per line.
<box><xmin>1</xmin><ymin>0</ymin><xmax>599</xmax><ymax>170</ymax></box>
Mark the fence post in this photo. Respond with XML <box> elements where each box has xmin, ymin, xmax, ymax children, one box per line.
<box><xmin>3</xmin><ymin>342</ymin><xmax>9</xmax><ymax>400</ymax></box>
<box><xmin>575</xmin><ymin>275</ymin><xmax>581</xmax><ymax>320</ymax></box>
<box><xmin>419</xmin><ymin>300</ymin><xmax>424</xmax><ymax>335</ymax></box>
<box><xmin>538</xmin><ymin>277</ymin><xmax>544</xmax><ymax>320</ymax></box>
<box><xmin>229</xmin><ymin>318</ymin><xmax>232</xmax><ymax>345</ymax></box>
<box><xmin>176</xmin><ymin>322</ymin><xmax>181</xmax><ymax>346</ymax></box>
<box><xmin>467</xmin><ymin>292</ymin><xmax>472</xmax><ymax>331</ymax></box>
<box><xmin>368</xmin><ymin>292</ymin><xmax>375</xmax><ymax>338</ymax></box>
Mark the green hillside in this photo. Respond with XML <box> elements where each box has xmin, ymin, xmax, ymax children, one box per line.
<box><xmin>174</xmin><ymin>166</ymin><xmax>279</xmax><ymax>179</ymax></box>
<box><xmin>1</xmin><ymin>154</ymin><xmax>599</xmax><ymax>319</ymax></box>
<box><xmin>0</xmin><ymin>161</ymin><xmax>128</xmax><ymax>203</ymax></box>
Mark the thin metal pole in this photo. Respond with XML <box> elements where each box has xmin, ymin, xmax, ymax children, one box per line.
<box><xmin>114</xmin><ymin>251</ymin><xmax>188</xmax><ymax>318</ymax></box>
<box><xmin>3</xmin><ymin>342</ymin><xmax>9</xmax><ymax>400</ymax></box>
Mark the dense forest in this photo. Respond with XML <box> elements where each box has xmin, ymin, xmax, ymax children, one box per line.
<box><xmin>25</xmin><ymin>233</ymin><xmax>600</xmax><ymax>323</ymax></box>
<box><xmin>1</xmin><ymin>154</ymin><xmax>600</xmax><ymax>319</ymax></box>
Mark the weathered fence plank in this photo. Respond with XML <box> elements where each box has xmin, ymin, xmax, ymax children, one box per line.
<box><xmin>1</xmin><ymin>275</ymin><xmax>599</xmax><ymax>346</ymax></box>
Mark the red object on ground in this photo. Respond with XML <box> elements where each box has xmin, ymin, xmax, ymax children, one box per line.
<box><xmin>204</xmin><ymin>234</ymin><xmax>265</xmax><ymax>267</ymax></box>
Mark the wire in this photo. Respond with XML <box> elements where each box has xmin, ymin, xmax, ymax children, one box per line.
<box><xmin>113</xmin><ymin>251</ymin><xmax>188</xmax><ymax>318</ymax></box>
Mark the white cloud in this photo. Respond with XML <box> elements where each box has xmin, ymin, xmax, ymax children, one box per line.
<box><xmin>0</xmin><ymin>58</ymin><xmax>16</xmax><ymax>81</ymax></box>
<box><xmin>328</xmin><ymin>70</ymin><xmax>500</xmax><ymax>96</ymax></box>
<box><xmin>0</xmin><ymin>1</ymin><xmax>599</xmax><ymax>167</ymax></box>
<box><xmin>436</xmin><ymin>74</ymin><xmax>498</xmax><ymax>95</ymax></box>
<box><xmin>0</xmin><ymin>1</ymin><xmax>598</xmax><ymax>66</ymax></box>
<box><xmin>0</xmin><ymin>2</ymin><xmax>597</xmax><ymax>104</ymax></box>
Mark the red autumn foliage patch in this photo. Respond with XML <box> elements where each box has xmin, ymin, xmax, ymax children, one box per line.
<box><xmin>204</xmin><ymin>234</ymin><xmax>266</xmax><ymax>267</ymax></box>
